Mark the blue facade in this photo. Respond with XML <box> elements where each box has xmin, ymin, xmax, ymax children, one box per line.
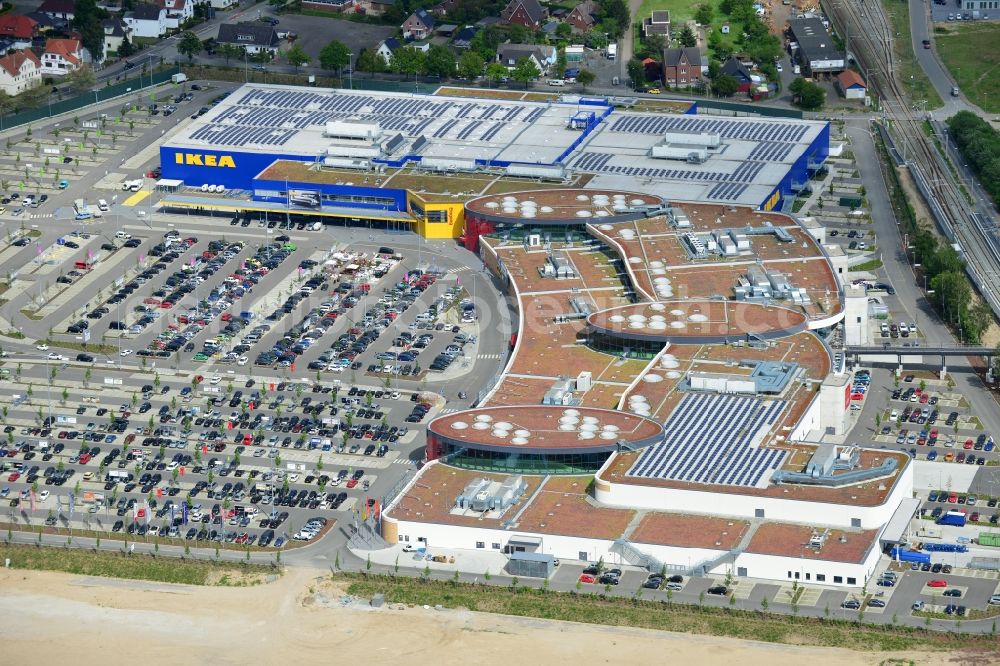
<box><xmin>160</xmin><ymin>146</ymin><xmax>314</xmax><ymax>190</ymax></box>
<box><xmin>252</xmin><ymin>177</ymin><xmax>409</xmax><ymax>213</ymax></box>
<box><xmin>768</xmin><ymin>122</ymin><xmax>830</xmax><ymax>210</ymax></box>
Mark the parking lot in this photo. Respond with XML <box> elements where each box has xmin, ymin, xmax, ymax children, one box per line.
<box><xmin>0</xmin><ymin>368</ymin><xmax>439</xmax><ymax>551</ymax></box>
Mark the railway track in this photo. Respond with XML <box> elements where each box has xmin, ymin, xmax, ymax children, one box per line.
<box><xmin>824</xmin><ymin>0</ymin><xmax>1000</xmax><ymax>317</ymax></box>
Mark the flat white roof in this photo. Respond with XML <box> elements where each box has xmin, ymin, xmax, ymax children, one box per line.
<box><xmin>166</xmin><ymin>84</ymin><xmax>829</xmax><ymax>208</ymax></box>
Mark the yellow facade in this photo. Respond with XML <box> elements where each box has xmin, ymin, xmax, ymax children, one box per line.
<box><xmin>408</xmin><ymin>194</ymin><xmax>465</xmax><ymax>239</ymax></box>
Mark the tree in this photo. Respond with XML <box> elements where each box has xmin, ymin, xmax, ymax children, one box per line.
<box><xmin>356</xmin><ymin>48</ymin><xmax>383</xmax><ymax>76</ymax></box>
<box><xmin>637</xmin><ymin>34</ymin><xmax>666</xmax><ymax>60</ymax></box>
<box><xmin>424</xmin><ymin>44</ymin><xmax>456</xmax><ymax>79</ymax></box>
<box><xmin>695</xmin><ymin>4</ymin><xmax>715</xmax><ymax>24</ymax></box>
<box><xmin>789</xmin><ymin>77</ymin><xmax>824</xmax><ymax>110</ymax></box>
<box><xmin>286</xmin><ymin>44</ymin><xmax>309</xmax><ymax>71</ymax></box>
<box><xmin>485</xmin><ymin>63</ymin><xmax>508</xmax><ymax>86</ymax></box>
<box><xmin>117</xmin><ymin>35</ymin><xmax>135</xmax><ymax>59</ymax></box>
<box><xmin>712</xmin><ymin>74</ymin><xmax>739</xmax><ymax>97</ymax></box>
<box><xmin>177</xmin><ymin>31</ymin><xmax>202</xmax><ymax>62</ymax></box>
<box><xmin>511</xmin><ymin>57</ymin><xmax>540</xmax><ymax>88</ymax></box>
<box><xmin>556</xmin><ymin>22</ymin><xmax>572</xmax><ymax>39</ymax></box>
<box><xmin>390</xmin><ymin>46</ymin><xmax>425</xmax><ymax>76</ymax></box>
<box><xmin>458</xmin><ymin>51</ymin><xmax>485</xmax><ymax>81</ymax></box>
<box><xmin>627</xmin><ymin>58</ymin><xmax>646</xmax><ymax>90</ymax></box>
<box><xmin>66</xmin><ymin>66</ymin><xmax>97</xmax><ymax>94</ymax></box>
<box><xmin>599</xmin><ymin>0</ymin><xmax>631</xmax><ymax>38</ymax></box>
<box><xmin>678</xmin><ymin>25</ymin><xmax>697</xmax><ymax>48</ymax></box>
<box><xmin>319</xmin><ymin>39</ymin><xmax>350</xmax><ymax>73</ymax></box>
<box><xmin>72</xmin><ymin>0</ymin><xmax>108</xmax><ymax>62</ymax></box>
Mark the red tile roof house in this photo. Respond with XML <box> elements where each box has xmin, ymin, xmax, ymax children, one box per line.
<box><xmin>41</xmin><ymin>37</ymin><xmax>83</xmax><ymax>76</ymax></box>
<box><xmin>836</xmin><ymin>70</ymin><xmax>867</xmax><ymax>100</ymax></box>
<box><xmin>0</xmin><ymin>49</ymin><xmax>42</xmax><ymax>96</ymax></box>
<box><xmin>500</xmin><ymin>0</ymin><xmax>547</xmax><ymax>30</ymax></box>
<box><xmin>0</xmin><ymin>15</ymin><xmax>39</xmax><ymax>42</ymax></box>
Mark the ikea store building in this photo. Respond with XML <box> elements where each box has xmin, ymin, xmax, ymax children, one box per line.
<box><xmin>159</xmin><ymin>83</ymin><xmax>830</xmax><ymax>239</ymax></box>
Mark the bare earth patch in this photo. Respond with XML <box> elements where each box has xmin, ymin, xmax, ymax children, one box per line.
<box><xmin>0</xmin><ymin>567</ymin><xmax>985</xmax><ymax>666</ymax></box>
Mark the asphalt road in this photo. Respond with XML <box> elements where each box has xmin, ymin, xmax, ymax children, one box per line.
<box><xmin>838</xmin><ymin>121</ymin><xmax>1000</xmax><ymax>500</ymax></box>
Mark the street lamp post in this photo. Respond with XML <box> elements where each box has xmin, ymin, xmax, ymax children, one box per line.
<box><xmin>347</xmin><ymin>53</ymin><xmax>353</xmax><ymax>90</ymax></box>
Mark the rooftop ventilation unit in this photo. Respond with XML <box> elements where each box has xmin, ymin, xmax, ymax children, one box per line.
<box><xmin>324</xmin><ymin>121</ymin><xmax>382</xmax><ymax>142</ymax></box>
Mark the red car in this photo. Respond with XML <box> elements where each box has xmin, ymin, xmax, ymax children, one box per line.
<box><xmin>927</xmin><ymin>579</ymin><xmax>948</xmax><ymax>588</ymax></box>
<box><xmin>964</xmin><ymin>439</ymin><xmax>974</xmax><ymax>450</ymax></box>
<box><xmin>579</xmin><ymin>574</ymin><xmax>596</xmax><ymax>584</ymax></box>
<box><xmin>7</xmin><ymin>472</ymin><xmax>20</xmax><ymax>482</ymax></box>
<box><xmin>346</xmin><ymin>478</ymin><xmax>358</xmax><ymax>489</ymax></box>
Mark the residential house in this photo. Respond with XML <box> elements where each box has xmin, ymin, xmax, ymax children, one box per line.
<box><xmin>432</xmin><ymin>0</ymin><xmax>461</xmax><ymax>15</ymax></box>
<box><xmin>217</xmin><ymin>22</ymin><xmax>280</xmax><ymax>55</ymax></box>
<box><xmin>643</xmin><ymin>10</ymin><xmax>670</xmax><ymax>37</ymax></box>
<box><xmin>40</xmin><ymin>37</ymin><xmax>83</xmax><ymax>76</ymax></box>
<box><xmin>661</xmin><ymin>47</ymin><xmax>703</xmax><ymax>88</ymax></box>
<box><xmin>497</xmin><ymin>43</ymin><xmax>555</xmax><ymax>73</ymax></box>
<box><xmin>0</xmin><ymin>48</ymin><xmax>41</xmax><ymax>96</ymax></box>
<box><xmin>565</xmin><ymin>0</ymin><xmax>598</xmax><ymax>32</ymax></box>
<box><xmin>37</xmin><ymin>0</ymin><xmax>75</xmax><ymax>21</ymax></box>
<box><xmin>836</xmin><ymin>70</ymin><xmax>867</xmax><ymax>100</ymax></box>
<box><xmin>375</xmin><ymin>37</ymin><xmax>401</xmax><ymax>65</ymax></box>
<box><xmin>0</xmin><ymin>15</ymin><xmax>39</xmax><ymax>48</ymax></box>
<box><xmin>124</xmin><ymin>4</ymin><xmax>167</xmax><ymax>39</ymax></box>
<box><xmin>719</xmin><ymin>56</ymin><xmax>754</xmax><ymax>92</ymax></box>
<box><xmin>157</xmin><ymin>0</ymin><xmax>194</xmax><ymax>30</ymax></box>
<box><xmin>401</xmin><ymin>9</ymin><xmax>435</xmax><ymax>40</ymax></box>
<box><xmin>24</xmin><ymin>12</ymin><xmax>63</xmax><ymax>33</ymax></box>
<box><xmin>500</xmin><ymin>0</ymin><xmax>546</xmax><ymax>30</ymax></box>
<box><xmin>452</xmin><ymin>25</ymin><xmax>478</xmax><ymax>49</ymax></box>
<box><xmin>209</xmin><ymin>0</ymin><xmax>239</xmax><ymax>7</ymax></box>
<box><xmin>359</xmin><ymin>0</ymin><xmax>396</xmax><ymax>16</ymax></box>
<box><xmin>301</xmin><ymin>0</ymin><xmax>355</xmax><ymax>12</ymax></box>
<box><xmin>102</xmin><ymin>18</ymin><xmax>132</xmax><ymax>57</ymax></box>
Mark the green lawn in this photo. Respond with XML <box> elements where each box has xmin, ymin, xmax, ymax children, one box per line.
<box><xmin>935</xmin><ymin>23</ymin><xmax>1000</xmax><ymax>113</ymax></box>
<box><xmin>638</xmin><ymin>0</ymin><xmax>700</xmax><ymax>25</ymax></box>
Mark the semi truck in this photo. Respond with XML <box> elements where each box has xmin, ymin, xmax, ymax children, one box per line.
<box><xmin>936</xmin><ymin>511</ymin><xmax>968</xmax><ymax>527</ymax></box>
<box><xmin>889</xmin><ymin>546</ymin><xmax>931</xmax><ymax>564</ymax></box>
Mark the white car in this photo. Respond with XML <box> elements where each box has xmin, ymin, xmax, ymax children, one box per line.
<box><xmin>120</xmin><ymin>349</ymin><xmax>133</xmax><ymax>357</ymax></box>
<box><xmin>402</xmin><ymin>543</ymin><xmax>420</xmax><ymax>552</ymax></box>
<box><xmin>237</xmin><ymin>356</ymin><xmax>248</xmax><ymax>366</ymax></box>
<box><xmin>36</xmin><ymin>344</ymin><xmax>49</xmax><ymax>351</ymax></box>
<box><xmin>38</xmin><ymin>490</ymin><xmax>50</xmax><ymax>501</ymax></box>
<box><xmin>776</xmin><ymin>63</ymin><xmax>783</xmax><ymax>72</ymax></box>
<box><xmin>210</xmin><ymin>376</ymin><xmax>221</xmax><ymax>385</ymax></box>
<box><xmin>46</xmin><ymin>352</ymin><xmax>66</xmax><ymax>361</ymax></box>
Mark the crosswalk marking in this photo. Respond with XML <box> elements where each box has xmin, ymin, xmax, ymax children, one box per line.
<box><xmin>448</xmin><ymin>266</ymin><xmax>472</xmax><ymax>274</ymax></box>
<box><xmin>391</xmin><ymin>458</ymin><xmax>413</xmax><ymax>466</ymax></box>
<box><xmin>477</xmin><ymin>353</ymin><xmax>502</xmax><ymax>360</ymax></box>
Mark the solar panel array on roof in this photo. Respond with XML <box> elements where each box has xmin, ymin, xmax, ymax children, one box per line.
<box><xmin>748</xmin><ymin>141</ymin><xmax>796</xmax><ymax>162</ymax></box>
<box><xmin>187</xmin><ymin>87</ymin><xmax>566</xmax><ymax>151</ymax></box>
<box><xmin>610</xmin><ymin>115</ymin><xmax>810</xmax><ymax>144</ymax></box>
<box><xmin>706</xmin><ymin>182</ymin><xmax>750</xmax><ymax>201</ymax></box>
<box><xmin>627</xmin><ymin>393</ymin><xmax>787</xmax><ymax>488</ymax></box>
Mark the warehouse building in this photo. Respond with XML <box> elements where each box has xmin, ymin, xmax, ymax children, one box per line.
<box><xmin>157</xmin><ymin>83</ymin><xmax>830</xmax><ymax>237</ymax></box>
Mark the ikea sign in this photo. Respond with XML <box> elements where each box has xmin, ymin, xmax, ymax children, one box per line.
<box><xmin>174</xmin><ymin>153</ymin><xmax>236</xmax><ymax>168</ymax></box>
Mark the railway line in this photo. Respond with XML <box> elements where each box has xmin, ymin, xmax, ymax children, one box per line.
<box><xmin>824</xmin><ymin>0</ymin><xmax>1000</xmax><ymax>318</ymax></box>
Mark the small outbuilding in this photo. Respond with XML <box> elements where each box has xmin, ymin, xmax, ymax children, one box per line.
<box><xmin>836</xmin><ymin>70</ymin><xmax>866</xmax><ymax>100</ymax></box>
